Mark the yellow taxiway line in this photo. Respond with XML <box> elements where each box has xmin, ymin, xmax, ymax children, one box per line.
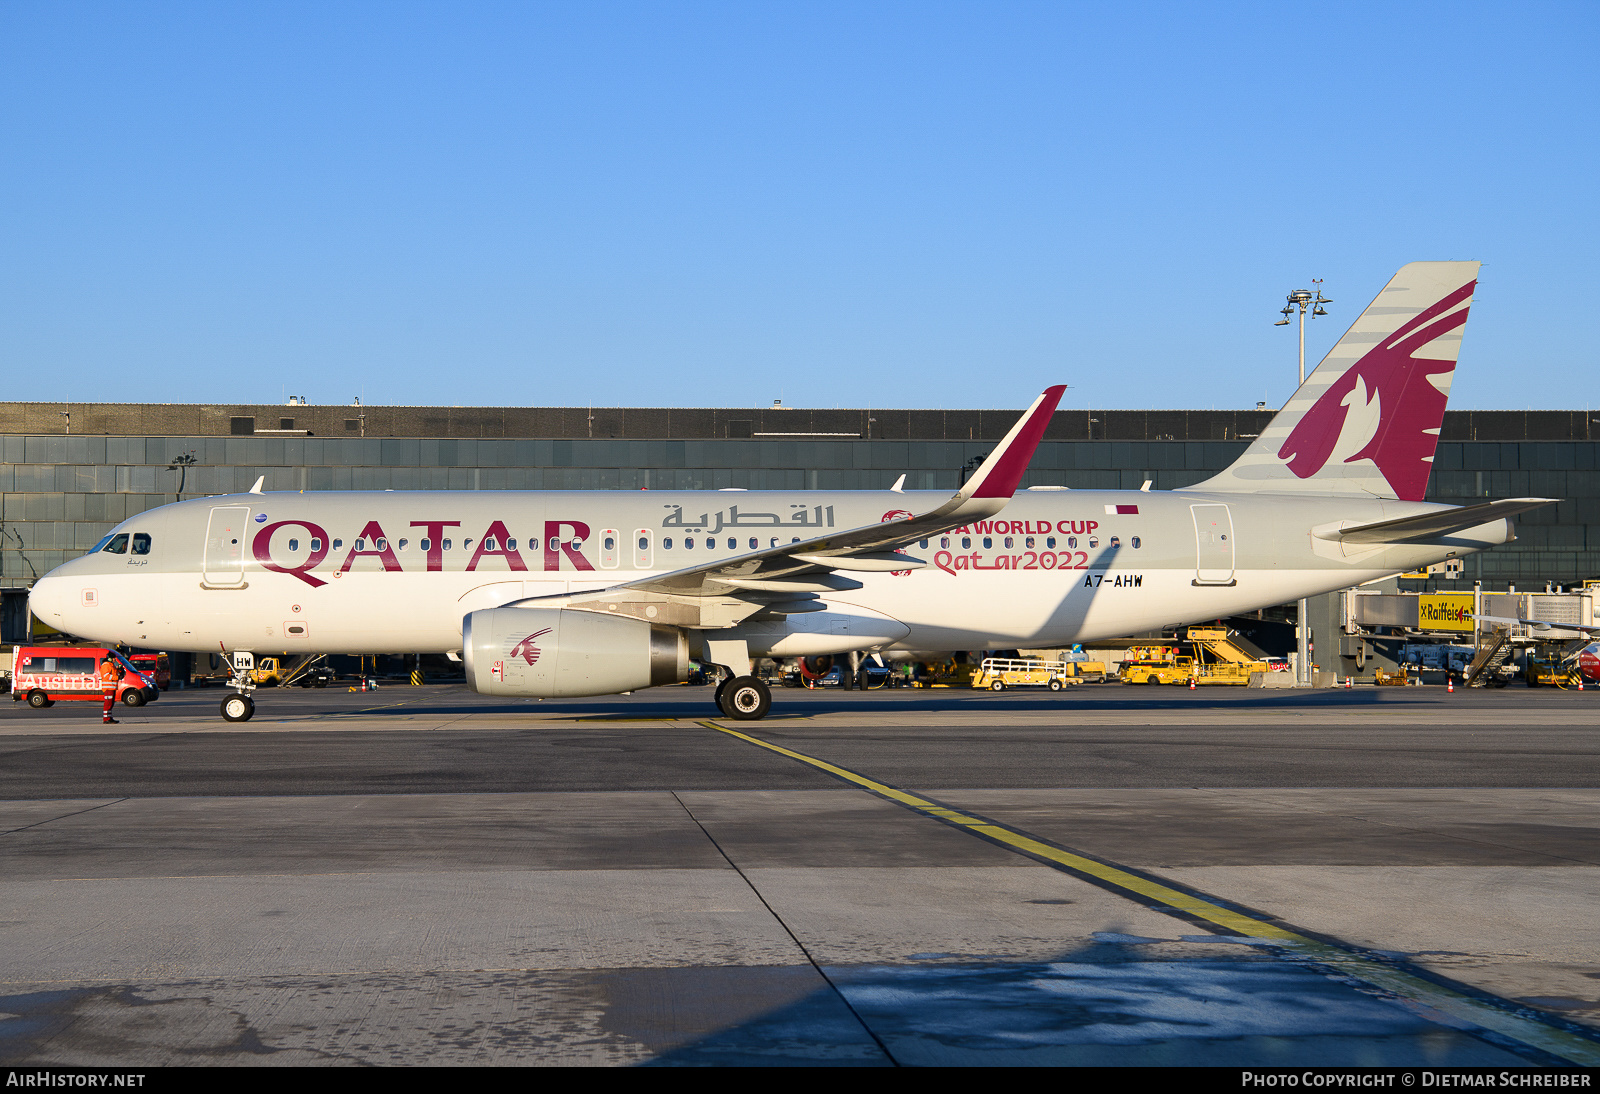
<box><xmin>699</xmin><ymin>719</ymin><xmax>1600</xmax><ymax>1066</ymax></box>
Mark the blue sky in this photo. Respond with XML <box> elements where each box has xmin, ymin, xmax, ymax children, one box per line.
<box><xmin>2</xmin><ymin>2</ymin><xmax>1595</xmax><ymax>412</ymax></box>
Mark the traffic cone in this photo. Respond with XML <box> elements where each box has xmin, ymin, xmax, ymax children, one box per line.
<box><xmin>1188</xmin><ymin>677</ymin><xmax>1196</xmax><ymax>690</ymax></box>
<box><xmin>1447</xmin><ymin>676</ymin><xmax>1454</xmax><ymax>693</ymax></box>
<box><xmin>1345</xmin><ymin>676</ymin><xmax>1352</xmax><ymax>689</ymax></box>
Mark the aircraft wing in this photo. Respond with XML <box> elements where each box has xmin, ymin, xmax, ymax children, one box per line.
<box><xmin>569</xmin><ymin>385</ymin><xmax>1066</xmax><ymax>601</ymax></box>
<box><xmin>1329</xmin><ymin>498</ymin><xmax>1558</xmax><ymax>544</ymax></box>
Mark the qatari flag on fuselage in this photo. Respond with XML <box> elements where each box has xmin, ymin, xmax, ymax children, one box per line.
<box><xmin>1105</xmin><ymin>504</ymin><xmax>1139</xmax><ymax>515</ymax></box>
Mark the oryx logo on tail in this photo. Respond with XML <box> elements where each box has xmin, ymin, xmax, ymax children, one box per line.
<box><xmin>1277</xmin><ymin>279</ymin><xmax>1475</xmax><ymax>502</ymax></box>
<box><xmin>508</xmin><ymin>628</ymin><xmax>553</xmax><ymax>666</ymax></box>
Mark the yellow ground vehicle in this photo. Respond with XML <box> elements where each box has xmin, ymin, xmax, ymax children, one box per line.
<box><xmin>1059</xmin><ymin>660</ymin><xmax>1109</xmax><ymax>683</ymax></box>
<box><xmin>248</xmin><ymin>656</ymin><xmax>294</xmax><ymax>686</ymax></box>
<box><xmin>972</xmin><ymin>657</ymin><xmax>1079</xmax><ymax>691</ymax></box>
<box><xmin>1120</xmin><ymin>628</ymin><xmax>1272</xmax><ymax>686</ymax></box>
<box><xmin>1526</xmin><ymin>657</ymin><xmax>1582</xmax><ymax>688</ymax></box>
<box><xmin>1119</xmin><ymin>647</ymin><xmax>1199</xmax><ymax>685</ymax></box>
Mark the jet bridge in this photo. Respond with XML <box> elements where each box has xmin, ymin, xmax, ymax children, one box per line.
<box><xmin>1341</xmin><ymin>584</ymin><xmax>1599</xmax><ymax>686</ymax></box>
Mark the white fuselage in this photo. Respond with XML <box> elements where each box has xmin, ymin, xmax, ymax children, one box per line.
<box><xmin>28</xmin><ymin>487</ymin><xmax>1509</xmax><ymax>658</ymax></box>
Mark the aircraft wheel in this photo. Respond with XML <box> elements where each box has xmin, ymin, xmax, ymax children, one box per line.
<box><xmin>122</xmin><ymin>689</ymin><xmax>146</xmax><ymax>707</ymax></box>
<box><xmin>719</xmin><ymin>676</ymin><xmax>771</xmax><ymax>720</ymax></box>
<box><xmin>27</xmin><ymin>689</ymin><xmax>52</xmax><ymax>709</ymax></box>
<box><xmin>221</xmin><ymin>693</ymin><xmax>255</xmax><ymax>723</ymax></box>
<box><xmin>1048</xmin><ymin>679</ymin><xmax>1063</xmax><ymax>692</ymax></box>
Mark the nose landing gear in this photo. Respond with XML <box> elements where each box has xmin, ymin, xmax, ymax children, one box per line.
<box><xmin>220</xmin><ymin>650</ymin><xmax>257</xmax><ymax>722</ymax></box>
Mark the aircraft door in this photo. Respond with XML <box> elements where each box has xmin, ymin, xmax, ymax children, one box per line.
<box><xmin>203</xmin><ymin>506</ymin><xmax>251</xmax><ymax>587</ymax></box>
<box><xmin>1190</xmin><ymin>504</ymin><xmax>1236</xmax><ymax>586</ymax></box>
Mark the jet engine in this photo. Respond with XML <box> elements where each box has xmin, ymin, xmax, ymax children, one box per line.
<box><xmin>463</xmin><ymin>607</ymin><xmax>689</xmax><ymax>698</ymax></box>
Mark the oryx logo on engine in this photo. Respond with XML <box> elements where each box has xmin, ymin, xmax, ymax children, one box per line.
<box><xmin>508</xmin><ymin>628</ymin><xmax>553</xmax><ymax>666</ymax></box>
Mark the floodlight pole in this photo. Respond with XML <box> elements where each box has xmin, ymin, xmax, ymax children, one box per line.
<box><xmin>1277</xmin><ymin>282</ymin><xmax>1332</xmax><ymax>686</ymax></box>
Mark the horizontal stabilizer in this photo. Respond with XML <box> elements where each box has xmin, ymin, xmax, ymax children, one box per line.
<box><xmin>1328</xmin><ymin>498</ymin><xmax>1557</xmax><ymax>544</ymax></box>
<box><xmin>1473</xmin><ymin>613</ymin><xmax>1600</xmax><ymax>636</ymax></box>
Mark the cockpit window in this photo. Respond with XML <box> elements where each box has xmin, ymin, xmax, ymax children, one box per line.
<box><xmin>102</xmin><ymin>534</ymin><xmax>130</xmax><ymax>555</ymax></box>
<box><xmin>131</xmin><ymin>533</ymin><xmax>152</xmax><ymax>555</ymax></box>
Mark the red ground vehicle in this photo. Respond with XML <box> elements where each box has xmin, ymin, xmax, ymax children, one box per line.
<box><xmin>129</xmin><ymin>652</ymin><xmax>172</xmax><ymax>691</ymax></box>
<box><xmin>10</xmin><ymin>647</ymin><xmax>160</xmax><ymax>709</ymax></box>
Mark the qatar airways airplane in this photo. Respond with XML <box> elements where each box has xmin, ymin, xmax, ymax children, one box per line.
<box><xmin>27</xmin><ymin>261</ymin><xmax>1551</xmax><ymax>722</ymax></box>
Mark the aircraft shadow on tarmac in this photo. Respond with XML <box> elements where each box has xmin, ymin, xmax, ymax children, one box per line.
<box><xmin>621</xmin><ymin>934</ymin><xmax>1551</xmax><ymax>1067</ymax></box>
<box><xmin>315</xmin><ymin>687</ymin><xmax>1447</xmax><ymax>720</ymax></box>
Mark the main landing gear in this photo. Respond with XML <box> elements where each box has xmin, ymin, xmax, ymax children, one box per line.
<box><xmin>714</xmin><ymin>675</ymin><xmax>772</xmax><ymax>721</ymax></box>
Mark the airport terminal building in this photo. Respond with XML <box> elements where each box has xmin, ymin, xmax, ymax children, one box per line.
<box><xmin>2</xmin><ymin>401</ymin><xmax>1596</xmax><ymax>624</ymax></box>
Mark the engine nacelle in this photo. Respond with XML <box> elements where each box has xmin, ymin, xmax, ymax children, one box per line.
<box><xmin>463</xmin><ymin>607</ymin><xmax>689</xmax><ymax>698</ymax></box>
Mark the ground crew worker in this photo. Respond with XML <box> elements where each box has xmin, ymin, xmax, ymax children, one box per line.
<box><xmin>99</xmin><ymin>654</ymin><xmax>121</xmax><ymax>724</ymax></box>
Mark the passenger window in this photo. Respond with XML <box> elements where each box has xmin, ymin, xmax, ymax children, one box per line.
<box><xmin>484</xmin><ymin>537</ymin><xmax>497</xmax><ymax>551</ymax></box>
<box><xmin>420</xmin><ymin>538</ymin><xmax>430</xmax><ymax>551</ymax></box>
<box><xmin>1088</xmin><ymin>537</ymin><xmax>1099</xmax><ymax>548</ymax></box>
<box><xmin>1003</xmin><ymin>537</ymin><xmax>1013</xmax><ymax>549</ymax></box>
<box><xmin>982</xmin><ymin>537</ymin><xmax>992</xmax><ymax>550</ymax></box>
<box><xmin>961</xmin><ymin>537</ymin><xmax>971</xmax><ymax>549</ymax></box>
<box><xmin>663</xmin><ymin>537</ymin><xmax>674</xmax><ymax>550</ymax></box>
<box><xmin>920</xmin><ymin>540</ymin><xmax>929</xmax><ymax>549</ymax></box>
<box><xmin>1068</xmin><ymin>537</ymin><xmax>1077</xmax><ymax>549</ymax></box>
<box><xmin>333</xmin><ymin>539</ymin><xmax>343</xmax><ymax>550</ymax></box>
<box><xmin>442</xmin><ymin>539</ymin><xmax>452</xmax><ymax>550</ymax></box>
<box><xmin>749</xmin><ymin>537</ymin><xmax>758</xmax><ymax>550</ymax></box>
<box><xmin>398</xmin><ymin>538</ymin><xmax>408</xmax><ymax>550</ymax></box>
<box><xmin>311</xmin><ymin>538</ymin><xmax>322</xmax><ymax>551</ymax></box>
<box><xmin>570</xmin><ymin>538</ymin><xmax>582</xmax><ymax>551</ymax></box>
<box><xmin>940</xmin><ymin>537</ymin><xmax>950</xmax><ymax>549</ymax></box>
<box><xmin>131</xmin><ymin>533</ymin><xmax>151</xmax><ymax>555</ymax></box>
<box><xmin>605</xmin><ymin>536</ymin><xmax>616</xmax><ymax>551</ymax></box>
<box><xmin>1132</xmin><ymin>537</ymin><xmax>1141</xmax><ymax>549</ymax></box>
<box><xmin>1024</xmin><ymin>537</ymin><xmax>1035</xmax><ymax>549</ymax></box>
<box><xmin>637</xmin><ymin>537</ymin><xmax>647</xmax><ymax>551</ymax></box>
<box><xmin>375</xmin><ymin>538</ymin><xmax>387</xmax><ymax>551</ymax></box>
<box><xmin>547</xmin><ymin>537</ymin><xmax>558</xmax><ymax>551</ymax></box>
<box><xmin>507</xmin><ymin>538</ymin><xmax>518</xmax><ymax>551</ymax></box>
<box><xmin>289</xmin><ymin>538</ymin><xmax>300</xmax><ymax>552</ymax></box>
<box><xmin>685</xmin><ymin>537</ymin><xmax>695</xmax><ymax>549</ymax></box>
<box><xmin>1046</xmin><ymin>536</ymin><xmax>1056</xmax><ymax>548</ymax></box>
<box><xmin>1109</xmin><ymin>536</ymin><xmax>1121</xmax><ymax>548</ymax></box>
<box><xmin>791</xmin><ymin>537</ymin><xmax>800</xmax><ymax>544</ymax></box>
<box><xmin>102</xmin><ymin>534</ymin><xmax>129</xmax><ymax>554</ymax></box>
<box><xmin>355</xmin><ymin>538</ymin><xmax>366</xmax><ymax>551</ymax></box>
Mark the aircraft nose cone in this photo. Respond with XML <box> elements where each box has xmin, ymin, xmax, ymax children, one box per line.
<box><xmin>28</xmin><ymin>573</ymin><xmax>68</xmax><ymax>628</ymax></box>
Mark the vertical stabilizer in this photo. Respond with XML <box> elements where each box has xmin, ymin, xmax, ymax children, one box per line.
<box><xmin>1199</xmin><ymin>261</ymin><xmax>1480</xmax><ymax>501</ymax></box>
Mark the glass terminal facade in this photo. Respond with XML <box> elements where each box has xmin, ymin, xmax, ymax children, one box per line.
<box><xmin>1</xmin><ymin>402</ymin><xmax>1595</xmax><ymax>593</ymax></box>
